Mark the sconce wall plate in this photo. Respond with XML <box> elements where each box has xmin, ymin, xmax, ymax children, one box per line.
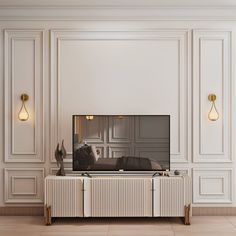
<box><xmin>20</xmin><ymin>94</ymin><xmax>29</xmax><ymax>102</ymax></box>
<box><xmin>208</xmin><ymin>94</ymin><xmax>216</xmax><ymax>102</ymax></box>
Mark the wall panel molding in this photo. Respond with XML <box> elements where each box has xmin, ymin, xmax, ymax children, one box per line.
<box><xmin>4</xmin><ymin>168</ymin><xmax>44</xmax><ymax>203</ymax></box>
<box><xmin>11</xmin><ymin>176</ymin><xmax>37</xmax><ymax>195</ymax></box>
<box><xmin>193</xmin><ymin>168</ymin><xmax>232</xmax><ymax>203</ymax></box>
<box><xmin>4</xmin><ymin>29</ymin><xmax>44</xmax><ymax>163</ymax></box>
<box><xmin>193</xmin><ymin>29</ymin><xmax>232</xmax><ymax>163</ymax></box>
<box><xmin>50</xmin><ymin>29</ymin><xmax>190</xmax><ymax>163</ymax></box>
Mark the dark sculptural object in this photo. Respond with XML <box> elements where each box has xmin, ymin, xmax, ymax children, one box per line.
<box><xmin>55</xmin><ymin>140</ymin><xmax>66</xmax><ymax>176</ymax></box>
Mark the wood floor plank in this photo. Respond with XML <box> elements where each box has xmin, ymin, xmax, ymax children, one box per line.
<box><xmin>0</xmin><ymin>216</ymin><xmax>235</xmax><ymax>236</ymax></box>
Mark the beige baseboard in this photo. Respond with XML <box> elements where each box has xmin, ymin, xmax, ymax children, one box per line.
<box><xmin>0</xmin><ymin>207</ymin><xmax>236</xmax><ymax>216</ymax></box>
<box><xmin>193</xmin><ymin>207</ymin><xmax>236</xmax><ymax>216</ymax></box>
<box><xmin>0</xmin><ymin>207</ymin><xmax>44</xmax><ymax>216</ymax></box>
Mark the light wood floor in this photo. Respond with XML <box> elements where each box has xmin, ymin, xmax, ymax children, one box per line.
<box><xmin>0</xmin><ymin>216</ymin><xmax>236</xmax><ymax>236</ymax></box>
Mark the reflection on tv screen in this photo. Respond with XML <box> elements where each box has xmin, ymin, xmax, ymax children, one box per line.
<box><xmin>73</xmin><ymin>115</ymin><xmax>170</xmax><ymax>171</ymax></box>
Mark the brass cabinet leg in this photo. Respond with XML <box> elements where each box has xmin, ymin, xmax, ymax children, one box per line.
<box><xmin>44</xmin><ymin>205</ymin><xmax>52</xmax><ymax>225</ymax></box>
<box><xmin>184</xmin><ymin>204</ymin><xmax>191</xmax><ymax>225</ymax></box>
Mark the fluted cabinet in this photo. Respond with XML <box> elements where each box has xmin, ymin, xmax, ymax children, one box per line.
<box><xmin>44</xmin><ymin>175</ymin><xmax>192</xmax><ymax>225</ymax></box>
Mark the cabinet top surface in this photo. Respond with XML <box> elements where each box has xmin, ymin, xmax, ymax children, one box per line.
<box><xmin>45</xmin><ymin>174</ymin><xmax>188</xmax><ymax>180</ymax></box>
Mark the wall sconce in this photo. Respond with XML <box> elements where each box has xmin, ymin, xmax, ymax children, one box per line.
<box><xmin>18</xmin><ymin>94</ymin><xmax>29</xmax><ymax>121</ymax></box>
<box><xmin>86</xmin><ymin>115</ymin><xmax>94</xmax><ymax>121</ymax></box>
<box><xmin>208</xmin><ymin>94</ymin><xmax>219</xmax><ymax>121</ymax></box>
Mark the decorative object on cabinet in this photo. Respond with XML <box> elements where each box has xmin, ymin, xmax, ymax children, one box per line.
<box><xmin>55</xmin><ymin>140</ymin><xmax>66</xmax><ymax>176</ymax></box>
<box><xmin>208</xmin><ymin>94</ymin><xmax>219</xmax><ymax>121</ymax></box>
<box><xmin>18</xmin><ymin>93</ymin><xmax>29</xmax><ymax>121</ymax></box>
<box><xmin>174</xmin><ymin>170</ymin><xmax>180</xmax><ymax>175</ymax></box>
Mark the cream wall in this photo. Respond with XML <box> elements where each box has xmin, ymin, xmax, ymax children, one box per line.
<box><xmin>0</xmin><ymin>1</ymin><xmax>236</xmax><ymax>209</ymax></box>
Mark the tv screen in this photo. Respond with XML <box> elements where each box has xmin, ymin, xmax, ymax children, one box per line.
<box><xmin>72</xmin><ymin>115</ymin><xmax>170</xmax><ymax>171</ymax></box>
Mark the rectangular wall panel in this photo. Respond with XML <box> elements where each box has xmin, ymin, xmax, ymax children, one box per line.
<box><xmin>11</xmin><ymin>176</ymin><xmax>37</xmax><ymax>195</ymax></box>
<box><xmin>193</xmin><ymin>30</ymin><xmax>232</xmax><ymax>162</ymax></box>
<box><xmin>50</xmin><ymin>29</ymin><xmax>190</xmax><ymax>163</ymax></box>
<box><xmin>4</xmin><ymin>168</ymin><xmax>44</xmax><ymax>203</ymax></box>
<box><xmin>4</xmin><ymin>29</ymin><xmax>44</xmax><ymax>162</ymax></box>
<box><xmin>193</xmin><ymin>168</ymin><xmax>232</xmax><ymax>203</ymax></box>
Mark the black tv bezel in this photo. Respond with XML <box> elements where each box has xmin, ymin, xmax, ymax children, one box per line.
<box><xmin>72</xmin><ymin>115</ymin><xmax>170</xmax><ymax>172</ymax></box>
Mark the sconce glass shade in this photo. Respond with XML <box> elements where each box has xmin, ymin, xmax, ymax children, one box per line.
<box><xmin>18</xmin><ymin>94</ymin><xmax>29</xmax><ymax>121</ymax></box>
<box><xmin>208</xmin><ymin>94</ymin><xmax>219</xmax><ymax>121</ymax></box>
<box><xmin>86</xmin><ymin>115</ymin><xmax>94</xmax><ymax>121</ymax></box>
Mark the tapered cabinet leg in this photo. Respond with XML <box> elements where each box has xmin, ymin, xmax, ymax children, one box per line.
<box><xmin>184</xmin><ymin>204</ymin><xmax>191</xmax><ymax>225</ymax></box>
<box><xmin>44</xmin><ymin>205</ymin><xmax>52</xmax><ymax>225</ymax></box>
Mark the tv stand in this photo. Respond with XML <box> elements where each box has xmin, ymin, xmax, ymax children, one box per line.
<box><xmin>44</xmin><ymin>174</ymin><xmax>191</xmax><ymax>225</ymax></box>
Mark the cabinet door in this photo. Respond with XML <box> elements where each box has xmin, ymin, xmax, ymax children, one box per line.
<box><xmin>90</xmin><ymin>178</ymin><xmax>120</xmax><ymax>217</ymax></box>
<box><xmin>193</xmin><ymin>30</ymin><xmax>231</xmax><ymax>163</ymax></box>
<box><xmin>45</xmin><ymin>177</ymin><xmax>83</xmax><ymax>217</ymax></box>
<box><xmin>118</xmin><ymin>178</ymin><xmax>152</xmax><ymax>217</ymax></box>
<box><xmin>154</xmin><ymin>177</ymin><xmax>185</xmax><ymax>217</ymax></box>
<box><xmin>89</xmin><ymin>178</ymin><xmax>152</xmax><ymax>217</ymax></box>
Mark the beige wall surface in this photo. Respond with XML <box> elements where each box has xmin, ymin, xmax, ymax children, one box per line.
<box><xmin>0</xmin><ymin>2</ymin><xmax>236</xmax><ymax>209</ymax></box>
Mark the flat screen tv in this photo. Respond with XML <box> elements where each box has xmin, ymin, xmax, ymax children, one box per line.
<box><xmin>72</xmin><ymin>115</ymin><xmax>170</xmax><ymax>172</ymax></box>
